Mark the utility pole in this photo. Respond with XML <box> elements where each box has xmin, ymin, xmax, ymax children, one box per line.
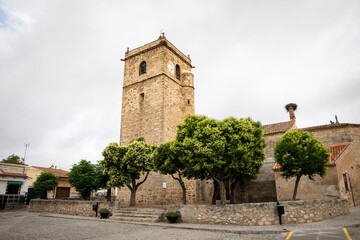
<box><xmin>23</xmin><ymin>143</ymin><xmax>30</xmax><ymax>162</ymax></box>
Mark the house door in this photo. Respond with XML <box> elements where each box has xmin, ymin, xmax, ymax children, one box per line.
<box><xmin>26</xmin><ymin>188</ymin><xmax>36</xmax><ymax>205</ymax></box>
<box><xmin>56</xmin><ymin>187</ymin><xmax>70</xmax><ymax>198</ymax></box>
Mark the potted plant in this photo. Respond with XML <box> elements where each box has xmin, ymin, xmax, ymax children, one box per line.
<box><xmin>165</xmin><ymin>211</ymin><xmax>181</xmax><ymax>223</ymax></box>
<box><xmin>99</xmin><ymin>208</ymin><xmax>110</xmax><ymax>219</ymax></box>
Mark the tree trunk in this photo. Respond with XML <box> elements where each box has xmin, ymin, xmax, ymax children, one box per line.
<box><xmin>130</xmin><ymin>189</ymin><xmax>136</xmax><ymax>206</ymax></box>
<box><xmin>239</xmin><ymin>175</ymin><xmax>248</xmax><ymax>203</ymax></box>
<box><xmin>107</xmin><ymin>188</ymin><xmax>111</xmax><ymax>201</ymax></box>
<box><xmin>179</xmin><ymin>176</ymin><xmax>187</xmax><ymax>205</ymax></box>
<box><xmin>181</xmin><ymin>182</ymin><xmax>187</xmax><ymax>205</ymax></box>
<box><xmin>230</xmin><ymin>178</ymin><xmax>240</xmax><ymax>204</ymax></box>
<box><xmin>171</xmin><ymin>173</ymin><xmax>187</xmax><ymax>205</ymax></box>
<box><xmin>219</xmin><ymin>180</ymin><xmax>226</xmax><ymax>205</ymax></box>
<box><xmin>293</xmin><ymin>176</ymin><xmax>301</xmax><ymax>200</ymax></box>
<box><xmin>212</xmin><ymin>180</ymin><xmax>218</xmax><ymax>205</ymax></box>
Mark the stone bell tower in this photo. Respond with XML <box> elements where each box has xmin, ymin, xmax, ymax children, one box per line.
<box><xmin>118</xmin><ymin>34</ymin><xmax>197</xmax><ymax>205</ymax></box>
<box><xmin>120</xmin><ymin>33</ymin><xmax>195</xmax><ymax>146</ymax></box>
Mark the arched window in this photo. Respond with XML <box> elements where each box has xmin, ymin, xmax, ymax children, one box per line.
<box><xmin>139</xmin><ymin>61</ymin><xmax>146</xmax><ymax>75</ymax></box>
<box><xmin>176</xmin><ymin>64</ymin><xmax>180</xmax><ymax>80</ymax></box>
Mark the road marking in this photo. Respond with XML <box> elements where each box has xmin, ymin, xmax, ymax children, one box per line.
<box><xmin>343</xmin><ymin>227</ymin><xmax>352</xmax><ymax>240</ymax></box>
<box><xmin>285</xmin><ymin>231</ymin><xmax>293</xmax><ymax>239</ymax></box>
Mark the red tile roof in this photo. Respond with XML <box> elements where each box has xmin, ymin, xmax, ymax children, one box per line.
<box><xmin>301</xmin><ymin>123</ymin><xmax>360</xmax><ymax>132</ymax></box>
<box><xmin>0</xmin><ymin>173</ymin><xmax>28</xmax><ymax>178</ymax></box>
<box><xmin>263</xmin><ymin>120</ymin><xmax>296</xmax><ymax>135</ymax></box>
<box><xmin>273</xmin><ymin>142</ymin><xmax>352</xmax><ymax>170</ymax></box>
<box><xmin>327</xmin><ymin>142</ymin><xmax>351</xmax><ymax>165</ymax></box>
<box><xmin>32</xmin><ymin>166</ymin><xmax>69</xmax><ymax>178</ymax></box>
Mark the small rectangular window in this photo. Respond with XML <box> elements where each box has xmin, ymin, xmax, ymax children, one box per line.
<box><xmin>343</xmin><ymin>173</ymin><xmax>349</xmax><ymax>190</ymax></box>
<box><xmin>187</xmin><ymin>99</ymin><xmax>190</xmax><ymax>105</ymax></box>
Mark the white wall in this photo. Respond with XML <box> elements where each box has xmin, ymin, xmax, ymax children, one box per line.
<box><xmin>0</xmin><ymin>177</ymin><xmax>29</xmax><ymax>195</ymax></box>
<box><xmin>0</xmin><ymin>181</ymin><xmax>7</xmax><ymax>194</ymax></box>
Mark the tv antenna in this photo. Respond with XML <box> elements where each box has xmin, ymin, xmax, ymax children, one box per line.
<box><xmin>23</xmin><ymin>143</ymin><xmax>30</xmax><ymax>162</ymax></box>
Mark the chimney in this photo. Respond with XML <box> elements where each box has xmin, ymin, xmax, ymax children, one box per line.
<box><xmin>285</xmin><ymin>103</ymin><xmax>297</xmax><ymax>121</ymax></box>
<box><xmin>50</xmin><ymin>164</ymin><xmax>55</xmax><ymax>169</ymax></box>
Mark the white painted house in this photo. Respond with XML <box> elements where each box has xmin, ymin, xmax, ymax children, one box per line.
<box><xmin>0</xmin><ymin>162</ymin><xmax>29</xmax><ymax>209</ymax></box>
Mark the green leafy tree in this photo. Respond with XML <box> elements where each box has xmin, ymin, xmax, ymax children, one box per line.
<box><xmin>101</xmin><ymin>138</ymin><xmax>154</xmax><ymax>207</ymax></box>
<box><xmin>220</xmin><ymin>117</ymin><xmax>266</xmax><ymax>203</ymax></box>
<box><xmin>94</xmin><ymin>163</ymin><xmax>112</xmax><ymax>201</ymax></box>
<box><xmin>33</xmin><ymin>172</ymin><xmax>59</xmax><ymax>199</ymax></box>
<box><xmin>1</xmin><ymin>154</ymin><xmax>25</xmax><ymax>165</ymax></box>
<box><xmin>176</xmin><ymin>115</ymin><xmax>227</xmax><ymax>203</ymax></box>
<box><xmin>274</xmin><ymin>129</ymin><xmax>330</xmax><ymax>200</ymax></box>
<box><xmin>176</xmin><ymin>115</ymin><xmax>266</xmax><ymax>205</ymax></box>
<box><xmin>67</xmin><ymin>160</ymin><xmax>100</xmax><ymax>200</ymax></box>
<box><xmin>153</xmin><ymin>141</ymin><xmax>189</xmax><ymax>204</ymax></box>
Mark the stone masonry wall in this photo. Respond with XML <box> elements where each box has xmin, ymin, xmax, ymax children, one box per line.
<box><xmin>306</xmin><ymin>125</ymin><xmax>360</xmax><ymax>206</ymax></box>
<box><xmin>118</xmin><ymin>36</ymin><xmax>196</xmax><ymax>206</ymax></box>
<box><xmin>165</xmin><ymin>198</ymin><xmax>349</xmax><ymax>225</ymax></box>
<box><xmin>29</xmin><ymin>199</ymin><xmax>120</xmax><ymax>217</ymax></box>
<box><xmin>116</xmin><ymin>172</ymin><xmax>199</xmax><ymax>206</ymax></box>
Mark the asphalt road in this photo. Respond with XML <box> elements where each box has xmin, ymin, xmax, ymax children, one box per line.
<box><xmin>286</xmin><ymin>228</ymin><xmax>355</xmax><ymax>240</ymax></box>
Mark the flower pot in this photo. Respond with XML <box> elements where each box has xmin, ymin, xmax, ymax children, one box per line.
<box><xmin>166</xmin><ymin>216</ymin><xmax>178</xmax><ymax>223</ymax></box>
<box><xmin>100</xmin><ymin>212</ymin><xmax>110</xmax><ymax>219</ymax></box>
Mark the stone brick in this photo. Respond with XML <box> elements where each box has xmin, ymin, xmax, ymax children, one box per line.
<box><xmin>118</xmin><ymin>35</ymin><xmax>198</xmax><ymax>206</ymax></box>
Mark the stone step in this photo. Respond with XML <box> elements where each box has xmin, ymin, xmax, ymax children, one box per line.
<box><xmin>110</xmin><ymin>208</ymin><xmax>164</xmax><ymax>223</ymax></box>
<box><xmin>115</xmin><ymin>208</ymin><xmax>164</xmax><ymax>213</ymax></box>
<box><xmin>112</xmin><ymin>212</ymin><xmax>160</xmax><ymax>218</ymax></box>
<box><xmin>115</xmin><ymin>210</ymin><xmax>163</xmax><ymax>215</ymax></box>
<box><xmin>110</xmin><ymin>216</ymin><xmax>159</xmax><ymax>223</ymax></box>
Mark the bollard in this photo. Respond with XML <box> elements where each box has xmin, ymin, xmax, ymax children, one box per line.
<box><xmin>92</xmin><ymin>202</ymin><xmax>99</xmax><ymax>217</ymax></box>
<box><xmin>277</xmin><ymin>201</ymin><xmax>285</xmax><ymax>225</ymax></box>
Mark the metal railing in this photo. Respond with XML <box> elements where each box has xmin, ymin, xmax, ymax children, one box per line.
<box><xmin>0</xmin><ymin>194</ymin><xmax>25</xmax><ymax>205</ymax></box>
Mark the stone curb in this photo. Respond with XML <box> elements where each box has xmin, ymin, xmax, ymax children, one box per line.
<box><xmin>345</xmin><ymin>223</ymin><xmax>360</xmax><ymax>228</ymax></box>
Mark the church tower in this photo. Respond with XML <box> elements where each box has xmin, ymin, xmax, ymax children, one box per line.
<box><xmin>118</xmin><ymin>34</ymin><xmax>199</xmax><ymax>205</ymax></box>
<box><xmin>120</xmin><ymin>33</ymin><xmax>194</xmax><ymax>146</ymax></box>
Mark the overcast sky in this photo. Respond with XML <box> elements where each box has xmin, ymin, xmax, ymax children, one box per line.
<box><xmin>1</xmin><ymin>0</ymin><xmax>359</xmax><ymax>171</ymax></box>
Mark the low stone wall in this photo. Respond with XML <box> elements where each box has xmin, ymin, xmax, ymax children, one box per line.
<box><xmin>165</xmin><ymin>198</ymin><xmax>350</xmax><ymax>225</ymax></box>
<box><xmin>29</xmin><ymin>199</ymin><xmax>120</xmax><ymax>217</ymax></box>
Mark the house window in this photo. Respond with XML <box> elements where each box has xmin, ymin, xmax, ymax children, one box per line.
<box><xmin>343</xmin><ymin>173</ymin><xmax>349</xmax><ymax>191</ymax></box>
<box><xmin>139</xmin><ymin>61</ymin><xmax>146</xmax><ymax>75</ymax></box>
<box><xmin>6</xmin><ymin>182</ymin><xmax>21</xmax><ymax>194</ymax></box>
<box><xmin>176</xmin><ymin>64</ymin><xmax>180</xmax><ymax>80</ymax></box>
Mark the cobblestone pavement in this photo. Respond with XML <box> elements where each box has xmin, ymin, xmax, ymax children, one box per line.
<box><xmin>1</xmin><ymin>206</ymin><xmax>360</xmax><ymax>240</ymax></box>
<box><xmin>0</xmin><ymin>209</ymin><xmax>287</xmax><ymax>240</ymax></box>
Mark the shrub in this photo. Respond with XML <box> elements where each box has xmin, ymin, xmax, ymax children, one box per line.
<box><xmin>99</xmin><ymin>208</ymin><xmax>110</xmax><ymax>214</ymax></box>
<box><xmin>165</xmin><ymin>211</ymin><xmax>181</xmax><ymax>218</ymax></box>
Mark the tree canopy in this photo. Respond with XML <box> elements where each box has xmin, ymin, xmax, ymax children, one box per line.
<box><xmin>67</xmin><ymin>160</ymin><xmax>102</xmax><ymax>200</ymax></box>
<box><xmin>1</xmin><ymin>154</ymin><xmax>25</xmax><ymax>165</ymax></box>
<box><xmin>175</xmin><ymin>115</ymin><xmax>266</xmax><ymax>205</ymax></box>
<box><xmin>101</xmin><ymin>138</ymin><xmax>154</xmax><ymax>206</ymax></box>
<box><xmin>33</xmin><ymin>172</ymin><xmax>59</xmax><ymax>199</ymax></box>
<box><xmin>153</xmin><ymin>141</ymin><xmax>189</xmax><ymax>204</ymax></box>
<box><xmin>274</xmin><ymin>129</ymin><xmax>330</xmax><ymax>200</ymax></box>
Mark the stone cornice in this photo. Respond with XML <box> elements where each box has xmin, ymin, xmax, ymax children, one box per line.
<box><xmin>123</xmin><ymin>73</ymin><xmax>195</xmax><ymax>90</ymax></box>
<box><xmin>301</xmin><ymin>123</ymin><xmax>360</xmax><ymax>132</ymax></box>
<box><xmin>121</xmin><ymin>39</ymin><xmax>194</xmax><ymax>68</ymax></box>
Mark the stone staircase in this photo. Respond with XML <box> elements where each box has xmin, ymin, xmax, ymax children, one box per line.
<box><xmin>110</xmin><ymin>208</ymin><xmax>164</xmax><ymax>223</ymax></box>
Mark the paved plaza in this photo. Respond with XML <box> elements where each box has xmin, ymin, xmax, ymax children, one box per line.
<box><xmin>0</xmin><ymin>206</ymin><xmax>359</xmax><ymax>240</ymax></box>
